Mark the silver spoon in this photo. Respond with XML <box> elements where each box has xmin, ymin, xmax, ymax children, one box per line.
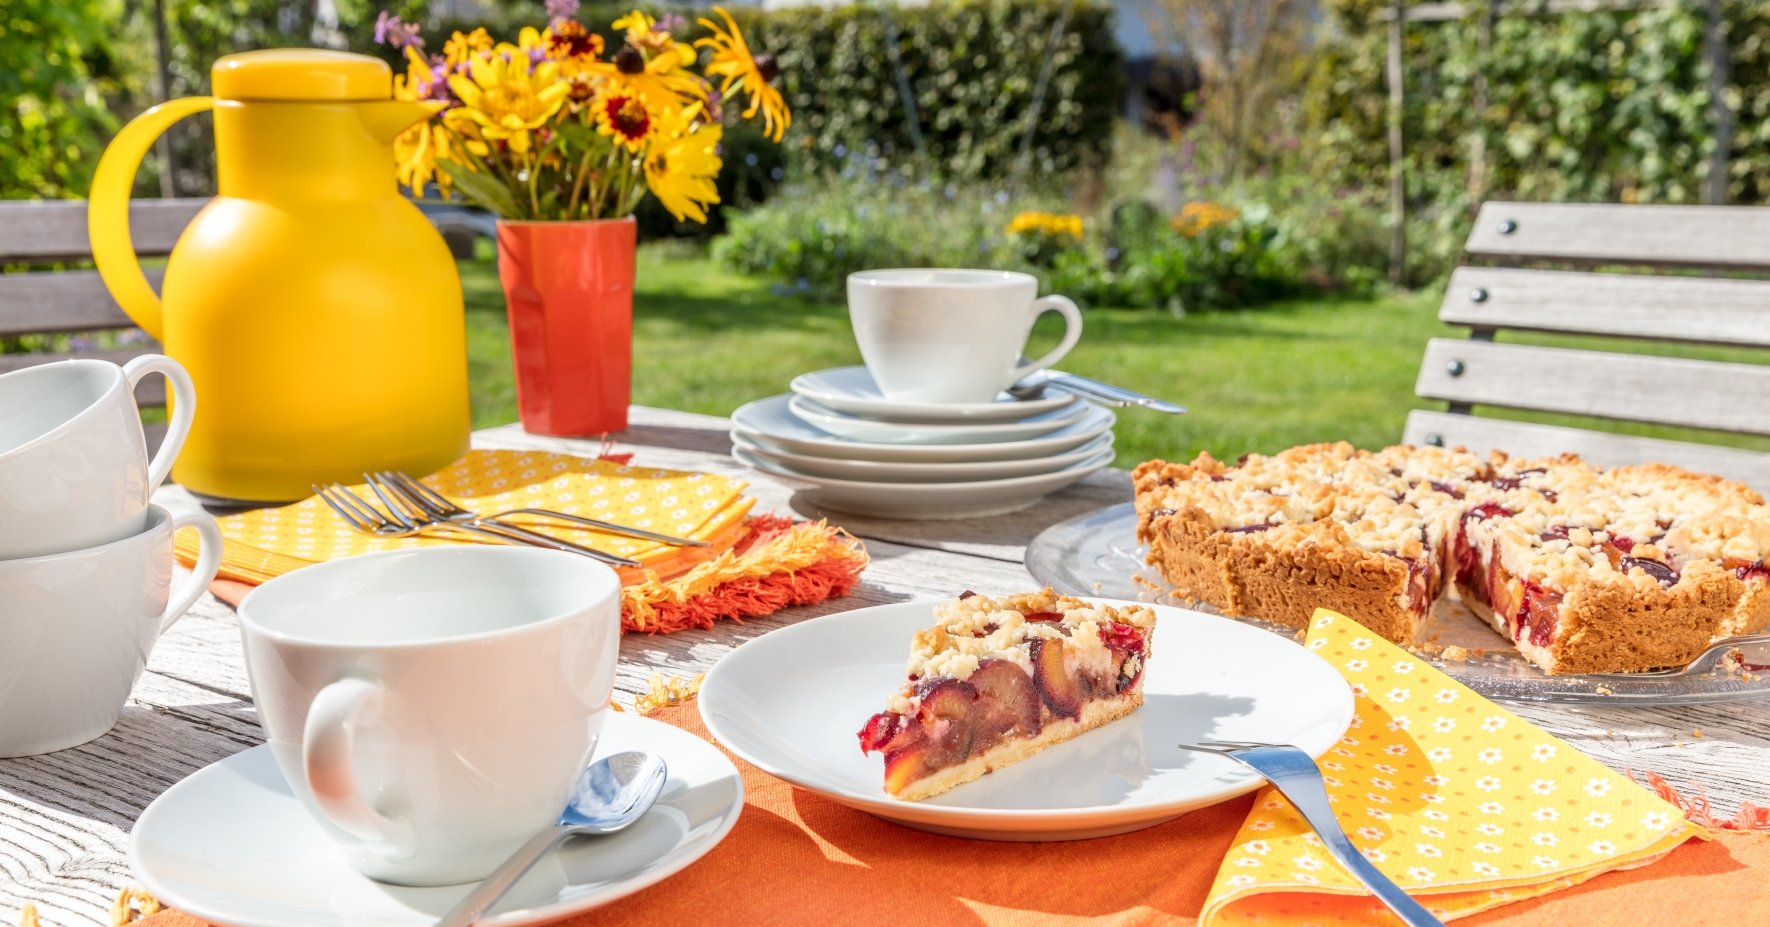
<box><xmin>437</xmin><ymin>751</ymin><xmax>669</xmax><ymax>927</ymax></box>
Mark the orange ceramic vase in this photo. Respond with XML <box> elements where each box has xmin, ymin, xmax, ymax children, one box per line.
<box><xmin>496</xmin><ymin>218</ymin><xmax>636</xmax><ymax>435</ymax></box>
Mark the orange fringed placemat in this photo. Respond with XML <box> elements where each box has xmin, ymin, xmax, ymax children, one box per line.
<box><xmin>103</xmin><ymin>692</ymin><xmax>1770</xmax><ymax>927</ymax></box>
<box><xmin>176</xmin><ymin>450</ymin><xmax>868</xmax><ymax>634</ymax></box>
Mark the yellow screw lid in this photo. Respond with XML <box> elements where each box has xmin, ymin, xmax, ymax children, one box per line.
<box><xmin>211</xmin><ymin>49</ymin><xmax>392</xmax><ymax>102</ymax></box>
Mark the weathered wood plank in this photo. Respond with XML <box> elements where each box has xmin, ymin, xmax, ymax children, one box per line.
<box><xmin>0</xmin><ymin>350</ymin><xmax>167</xmax><ymax>406</ymax></box>
<box><xmin>1414</xmin><ymin>338</ymin><xmax>1770</xmax><ymax>435</ymax></box>
<box><xmin>0</xmin><ymin>199</ymin><xmax>205</xmax><ymax>262</ymax></box>
<box><xmin>0</xmin><ymin>269</ymin><xmax>152</xmax><ymax>336</ymax></box>
<box><xmin>1465</xmin><ymin>201</ymin><xmax>1770</xmax><ymax>269</ymax></box>
<box><xmin>1441</xmin><ymin>266</ymin><xmax>1770</xmax><ymax>348</ymax></box>
<box><xmin>1403</xmin><ymin>410</ymin><xmax>1770</xmax><ymax>492</ymax></box>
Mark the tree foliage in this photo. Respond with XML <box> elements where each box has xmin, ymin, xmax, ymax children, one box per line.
<box><xmin>0</xmin><ymin>0</ymin><xmax>135</xmax><ymax>197</ymax></box>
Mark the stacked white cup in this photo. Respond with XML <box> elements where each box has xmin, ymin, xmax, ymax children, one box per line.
<box><xmin>0</xmin><ymin>355</ymin><xmax>222</xmax><ymax>757</ymax></box>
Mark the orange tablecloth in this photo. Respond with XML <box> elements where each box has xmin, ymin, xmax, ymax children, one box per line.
<box><xmin>129</xmin><ymin>699</ymin><xmax>1769</xmax><ymax>927</ymax></box>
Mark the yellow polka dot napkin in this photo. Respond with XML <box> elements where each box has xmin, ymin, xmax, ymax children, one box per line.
<box><xmin>1200</xmin><ymin>608</ymin><xmax>1702</xmax><ymax>926</ymax></box>
<box><xmin>176</xmin><ymin>449</ymin><xmax>754</xmax><ymax>586</ymax></box>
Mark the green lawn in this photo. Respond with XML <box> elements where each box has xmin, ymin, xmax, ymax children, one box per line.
<box><xmin>461</xmin><ymin>246</ymin><xmax>1770</xmax><ymax>467</ymax></box>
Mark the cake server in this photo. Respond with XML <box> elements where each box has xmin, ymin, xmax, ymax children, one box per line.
<box><xmin>1008</xmin><ymin>365</ymin><xmax>1186</xmax><ymax>414</ymax></box>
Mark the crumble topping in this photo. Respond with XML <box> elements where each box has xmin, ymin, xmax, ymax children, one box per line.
<box><xmin>891</xmin><ymin>590</ymin><xmax>1156</xmax><ymax>710</ymax></box>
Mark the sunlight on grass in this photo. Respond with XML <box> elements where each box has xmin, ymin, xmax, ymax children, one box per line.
<box><xmin>461</xmin><ymin>247</ymin><xmax>1770</xmax><ymax>467</ymax></box>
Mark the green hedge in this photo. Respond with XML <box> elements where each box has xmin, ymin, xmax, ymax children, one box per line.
<box><xmin>736</xmin><ymin>0</ymin><xmax>1124</xmax><ymax>179</ymax></box>
<box><xmin>1307</xmin><ymin>0</ymin><xmax>1770</xmax><ymax>228</ymax></box>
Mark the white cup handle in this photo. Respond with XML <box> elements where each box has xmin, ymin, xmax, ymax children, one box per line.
<box><xmin>303</xmin><ymin>677</ymin><xmax>414</xmax><ymax>855</ymax></box>
<box><xmin>123</xmin><ymin>354</ymin><xmax>196</xmax><ymax>493</ymax></box>
<box><xmin>1008</xmin><ymin>295</ymin><xmax>1083</xmax><ymax>384</ymax></box>
<box><xmin>157</xmin><ymin>508</ymin><xmax>222</xmax><ymax>636</ymax></box>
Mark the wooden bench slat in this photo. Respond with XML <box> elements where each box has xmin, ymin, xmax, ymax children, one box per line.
<box><xmin>0</xmin><ymin>198</ymin><xmax>207</xmax><ymax>262</ymax></box>
<box><xmin>0</xmin><ymin>269</ymin><xmax>155</xmax><ymax>336</ymax></box>
<box><xmin>1414</xmin><ymin>338</ymin><xmax>1770</xmax><ymax>435</ymax></box>
<box><xmin>1465</xmin><ymin>202</ymin><xmax>1770</xmax><ymax>270</ymax></box>
<box><xmin>0</xmin><ymin>350</ymin><xmax>167</xmax><ymax>406</ymax></box>
<box><xmin>1403</xmin><ymin>410</ymin><xmax>1770</xmax><ymax>493</ymax></box>
<box><xmin>1440</xmin><ymin>267</ymin><xmax>1770</xmax><ymax>348</ymax></box>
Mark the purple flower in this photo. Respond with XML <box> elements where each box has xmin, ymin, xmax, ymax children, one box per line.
<box><xmin>69</xmin><ymin>335</ymin><xmax>97</xmax><ymax>352</ymax></box>
<box><xmin>374</xmin><ymin>11</ymin><xmax>424</xmax><ymax>50</ymax></box>
<box><xmin>655</xmin><ymin>13</ymin><xmax>688</xmax><ymax>33</ymax></box>
<box><xmin>545</xmin><ymin>0</ymin><xmax>580</xmax><ymax>22</ymax></box>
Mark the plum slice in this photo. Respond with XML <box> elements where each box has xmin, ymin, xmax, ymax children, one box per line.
<box><xmin>1030</xmin><ymin>638</ymin><xmax>1083</xmax><ymax>719</ymax></box>
<box><xmin>968</xmin><ymin>659</ymin><xmax>1041</xmax><ymax>740</ymax></box>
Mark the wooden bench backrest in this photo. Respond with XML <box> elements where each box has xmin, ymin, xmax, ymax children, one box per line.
<box><xmin>1403</xmin><ymin>201</ymin><xmax>1770</xmax><ymax>492</ymax></box>
<box><xmin>0</xmin><ymin>198</ymin><xmax>208</xmax><ymax>415</ymax></box>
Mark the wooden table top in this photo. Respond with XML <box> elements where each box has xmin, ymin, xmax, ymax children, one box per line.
<box><xmin>4</xmin><ymin>406</ymin><xmax>1766</xmax><ymax>924</ymax></box>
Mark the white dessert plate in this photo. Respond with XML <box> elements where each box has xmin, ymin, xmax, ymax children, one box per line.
<box><xmin>129</xmin><ymin>712</ymin><xmax>742</xmax><ymax>927</ymax></box>
<box><xmin>699</xmin><ymin>598</ymin><xmax>1353</xmax><ymax>841</ymax></box>
<box><xmin>732</xmin><ymin>395</ymin><xmax>1115</xmax><ymax>463</ymax></box>
<box><xmin>733</xmin><ymin>443</ymin><xmax>1115</xmax><ymax>520</ymax></box>
<box><xmin>732</xmin><ymin>430</ymin><xmax>1113</xmax><ymax>483</ymax></box>
<box><xmin>1027</xmin><ymin>503</ymin><xmax>1770</xmax><ymax>705</ymax></box>
<box><xmin>788</xmin><ymin>394</ymin><xmax>1088</xmax><ymax>445</ymax></box>
<box><xmin>789</xmin><ymin>366</ymin><xmax>1079</xmax><ymax>422</ymax></box>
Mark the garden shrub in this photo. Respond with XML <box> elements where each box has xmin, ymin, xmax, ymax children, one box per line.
<box><xmin>715</xmin><ymin>164</ymin><xmax>1386</xmax><ymax>312</ymax></box>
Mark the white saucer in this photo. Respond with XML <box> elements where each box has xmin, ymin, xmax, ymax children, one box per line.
<box><xmin>129</xmin><ymin>712</ymin><xmax>742</xmax><ymax>927</ymax></box>
<box><xmin>733</xmin><ymin>443</ymin><xmax>1115</xmax><ymax>519</ymax></box>
<box><xmin>789</xmin><ymin>366</ymin><xmax>1078</xmax><ymax>423</ymax></box>
<box><xmin>699</xmin><ymin>599</ymin><xmax>1353</xmax><ymax>841</ymax></box>
<box><xmin>732</xmin><ymin>395</ymin><xmax>1115</xmax><ymax>463</ymax></box>
<box><xmin>788</xmin><ymin>394</ymin><xmax>1088</xmax><ymax>445</ymax></box>
<box><xmin>732</xmin><ymin>431</ymin><xmax>1114</xmax><ymax>483</ymax></box>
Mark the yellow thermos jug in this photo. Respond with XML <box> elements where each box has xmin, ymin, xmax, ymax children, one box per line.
<box><xmin>89</xmin><ymin>49</ymin><xmax>469</xmax><ymax>503</ymax></box>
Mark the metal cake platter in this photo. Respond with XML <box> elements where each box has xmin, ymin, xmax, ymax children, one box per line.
<box><xmin>1026</xmin><ymin>503</ymin><xmax>1770</xmax><ymax>705</ymax></box>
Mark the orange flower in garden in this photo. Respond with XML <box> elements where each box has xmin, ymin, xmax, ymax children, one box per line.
<box><xmin>697</xmin><ymin>6</ymin><xmax>789</xmax><ymax>142</ymax></box>
<box><xmin>1172</xmin><ymin>201</ymin><xmax>1240</xmax><ymax>237</ymax></box>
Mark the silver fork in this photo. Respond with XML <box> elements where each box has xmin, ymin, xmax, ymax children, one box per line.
<box><xmin>313</xmin><ymin>483</ymin><xmax>557</xmax><ymax>548</ymax></box>
<box><xmin>1179</xmin><ymin>740</ymin><xmax>1446</xmax><ymax>927</ymax></box>
<box><xmin>376</xmin><ymin>470</ymin><xmax>708</xmax><ymax>549</ymax></box>
<box><xmin>366</xmin><ymin>472</ymin><xmax>641</xmax><ymax>567</ymax></box>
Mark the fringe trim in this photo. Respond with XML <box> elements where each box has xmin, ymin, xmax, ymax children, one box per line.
<box><xmin>612</xmin><ymin>673</ymin><xmax>706</xmax><ymax>714</ymax></box>
<box><xmin>619</xmin><ymin>515</ymin><xmax>868</xmax><ymax>634</ymax></box>
<box><xmin>16</xmin><ymin>887</ymin><xmax>163</xmax><ymax>927</ymax></box>
<box><xmin>1635</xmin><ymin>770</ymin><xmax>1770</xmax><ymax>832</ymax></box>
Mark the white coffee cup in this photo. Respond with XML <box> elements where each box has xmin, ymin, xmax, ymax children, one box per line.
<box><xmin>237</xmin><ymin>546</ymin><xmax>623</xmax><ymax>886</ymax></box>
<box><xmin>0</xmin><ymin>355</ymin><xmax>196</xmax><ymax>559</ymax></box>
<box><xmin>0</xmin><ymin>504</ymin><xmax>223</xmax><ymax>757</ymax></box>
<box><xmin>847</xmin><ymin>269</ymin><xmax>1083</xmax><ymax>404</ymax></box>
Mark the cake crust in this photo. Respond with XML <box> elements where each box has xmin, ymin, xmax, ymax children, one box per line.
<box><xmin>1137</xmin><ymin>445</ymin><xmax>1770</xmax><ymax>675</ymax></box>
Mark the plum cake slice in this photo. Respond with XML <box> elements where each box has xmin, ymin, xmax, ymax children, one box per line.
<box><xmin>857</xmin><ymin>590</ymin><xmax>1156</xmax><ymax>801</ymax></box>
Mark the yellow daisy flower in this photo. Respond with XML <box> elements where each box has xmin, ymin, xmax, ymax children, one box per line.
<box><xmin>613</xmin><ymin>9</ymin><xmax>679</xmax><ymax>56</ymax></box>
<box><xmin>447</xmin><ymin>53</ymin><xmax>570</xmax><ymax>156</ymax></box>
<box><xmin>643</xmin><ymin>103</ymin><xmax>722</xmax><ymax>223</ymax></box>
<box><xmin>696</xmin><ymin>6</ymin><xmax>789</xmax><ymax>142</ymax></box>
<box><xmin>442</xmin><ymin>28</ymin><xmax>493</xmax><ymax>68</ymax></box>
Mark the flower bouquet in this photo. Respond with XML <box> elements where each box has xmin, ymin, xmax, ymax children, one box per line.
<box><xmin>376</xmin><ymin>3</ymin><xmax>789</xmax><ymax>435</ymax></box>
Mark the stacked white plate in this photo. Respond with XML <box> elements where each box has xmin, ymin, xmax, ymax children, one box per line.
<box><xmin>730</xmin><ymin>366</ymin><xmax>1116</xmax><ymax>520</ymax></box>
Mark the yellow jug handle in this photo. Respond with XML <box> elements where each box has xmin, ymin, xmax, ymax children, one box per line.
<box><xmin>88</xmin><ymin>96</ymin><xmax>215</xmax><ymax>341</ymax></box>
